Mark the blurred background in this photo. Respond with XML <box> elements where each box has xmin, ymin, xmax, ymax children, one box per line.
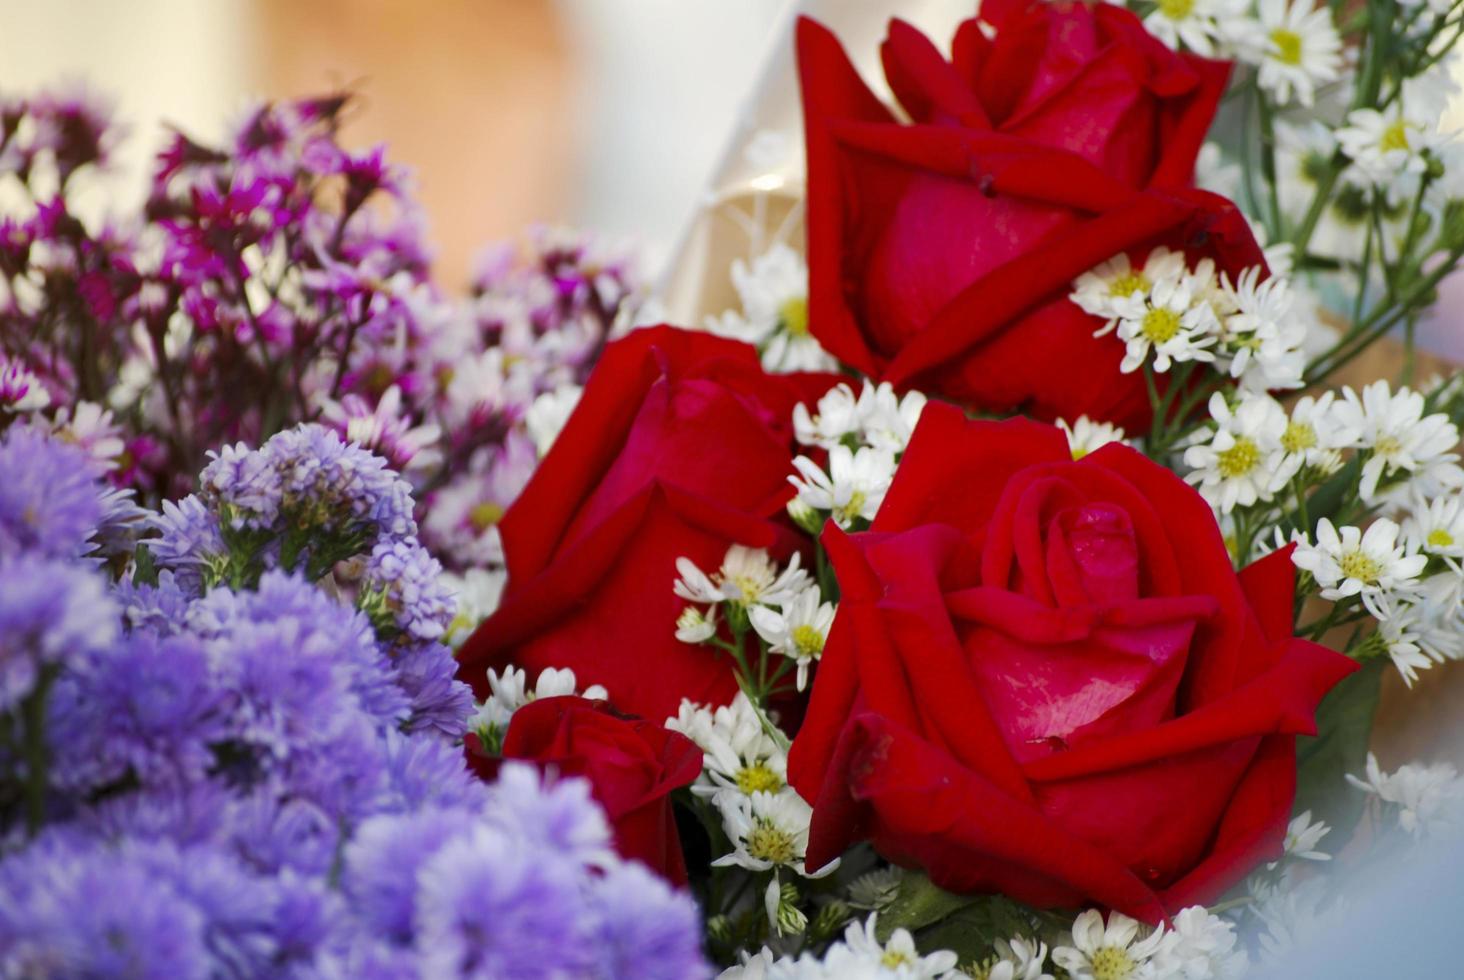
<box><xmin>0</xmin><ymin>0</ymin><xmax>788</xmax><ymax>287</ymax></box>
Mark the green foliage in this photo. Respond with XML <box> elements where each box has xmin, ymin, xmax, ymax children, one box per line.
<box><xmin>1293</xmin><ymin>657</ymin><xmax>1385</xmax><ymax>847</ymax></box>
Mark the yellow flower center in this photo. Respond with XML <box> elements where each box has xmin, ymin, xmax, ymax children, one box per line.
<box><xmin>1339</xmin><ymin>550</ymin><xmax>1382</xmax><ymax>584</ymax></box>
<box><xmin>1381</xmin><ymin>121</ymin><xmax>1411</xmax><ymax>153</ymax></box>
<box><xmin>1091</xmin><ymin>946</ymin><xmax>1137</xmax><ymax>980</ymax></box>
<box><xmin>1158</xmin><ymin>0</ymin><xmax>1196</xmax><ymax>19</ymax></box>
<box><xmin>791</xmin><ymin>624</ymin><xmax>825</xmax><ymax>658</ymax></box>
<box><xmin>780</xmin><ymin>297</ymin><xmax>810</xmax><ymax>337</ymax></box>
<box><xmin>1217</xmin><ymin>436</ymin><xmax>1261</xmax><ymax>478</ymax></box>
<box><xmin>735</xmin><ymin>762</ymin><xmax>784</xmax><ymax>795</ymax></box>
<box><xmin>469</xmin><ymin>501</ymin><xmax>505</xmax><ymax>532</ymax></box>
<box><xmin>835</xmin><ymin>490</ymin><xmax>868</xmax><ymax>525</ymax></box>
<box><xmin>746</xmin><ymin>821</ymin><xmax>797</xmax><ymax>865</ymax></box>
<box><xmin>1270</xmin><ymin>28</ymin><xmax>1303</xmax><ymax>66</ymax></box>
<box><xmin>1427</xmin><ymin>528</ymin><xmax>1455</xmax><ymax>549</ymax></box>
<box><xmin>1374</xmin><ymin>435</ymin><xmax>1403</xmax><ymax>458</ymax></box>
<box><xmin>881</xmin><ymin>950</ymin><xmax>913</xmax><ymax>968</ymax></box>
<box><xmin>1108</xmin><ymin>272</ymin><xmax>1151</xmax><ymax>298</ymax></box>
<box><xmin>1140</xmin><ymin>307</ymin><xmax>1181</xmax><ymax>344</ymax></box>
<box><xmin>1281</xmin><ymin>421</ymin><xmax>1317</xmax><ymax>453</ymax></box>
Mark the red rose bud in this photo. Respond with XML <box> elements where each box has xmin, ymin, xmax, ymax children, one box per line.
<box><xmin>501</xmin><ymin>696</ymin><xmax>703</xmax><ymax>884</ymax></box>
<box><xmin>456</xmin><ymin>326</ymin><xmax>840</xmax><ymax>722</ymax></box>
<box><xmin>798</xmin><ymin>4</ymin><xmax>1263</xmax><ymax>430</ymax></box>
<box><xmin>787</xmin><ymin>403</ymin><xmax>1357</xmax><ymax>923</ymax></box>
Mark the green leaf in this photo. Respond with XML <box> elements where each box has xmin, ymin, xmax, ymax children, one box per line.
<box><xmin>131</xmin><ymin>543</ymin><xmax>159</xmax><ymax>588</ymax></box>
<box><xmin>874</xmin><ymin>872</ymin><xmax>977</xmax><ymax>941</ymax></box>
<box><xmin>914</xmin><ymin>896</ymin><xmax>1041</xmax><ymax>967</ymax></box>
<box><xmin>1293</xmin><ymin>656</ymin><xmax>1385</xmax><ymax>847</ymax></box>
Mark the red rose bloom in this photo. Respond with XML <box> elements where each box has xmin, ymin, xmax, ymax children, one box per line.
<box><xmin>457</xmin><ymin>326</ymin><xmax>837</xmax><ymax>722</ymax></box>
<box><xmin>500</xmin><ymin>696</ymin><xmax>703</xmax><ymax>884</ymax></box>
<box><xmin>787</xmin><ymin>403</ymin><xmax>1356</xmax><ymax>922</ymax></box>
<box><xmin>799</xmin><ymin>4</ymin><xmax>1263</xmax><ymax>429</ymax></box>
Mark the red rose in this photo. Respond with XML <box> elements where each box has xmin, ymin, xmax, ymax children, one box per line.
<box><xmin>457</xmin><ymin>326</ymin><xmax>837</xmax><ymax>722</ymax></box>
<box><xmin>787</xmin><ymin>403</ymin><xmax>1356</xmax><ymax>922</ymax></box>
<box><xmin>799</xmin><ymin>7</ymin><xmax>1263</xmax><ymax>429</ymax></box>
<box><xmin>500</xmin><ymin>696</ymin><xmax>703</xmax><ymax>883</ymax></box>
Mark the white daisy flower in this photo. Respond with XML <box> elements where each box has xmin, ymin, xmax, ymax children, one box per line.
<box><xmin>790</xmin><ymin>445</ymin><xmax>896</xmax><ymax>529</ymax></box>
<box><xmin>1112</xmin><ymin>273</ymin><xmax>1219</xmax><ymax>373</ymax></box>
<box><xmin>1143</xmin><ymin>0</ymin><xmax>1245</xmax><ymax>56</ymax></box>
<box><xmin>667</xmin><ymin>691</ymin><xmax>787</xmax><ymax>799</ymax></box>
<box><xmin>855</xmin><ymin>382</ymin><xmax>927</xmax><ymax>455</ymax></box>
<box><xmin>968</xmin><ymin>937</ymin><xmax>1054</xmax><ymax>980</ymax></box>
<box><xmin>1280</xmin><ymin>810</ymin><xmax>1332</xmax><ymax>863</ymax></box>
<box><xmin>1151</xmin><ymin>906</ymin><xmax>1248</xmax><ymax>980</ymax></box>
<box><xmin>674</xmin><ymin>546</ymin><xmax>811</xmax><ymax>608</ymax></box>
<box><xmin>750</xmin><ymin>585</ymin><xmax>837</xmax><ymax>691</ymax></box>
<box><xmin>1277</xmin><ymin>391</ymin><xmax>1346</xmax><ymax>471</ymax></box>
<box><xmin>0</xmin><ymin>354</ymin><xmax>50</xmax><ymax>412</ymax></box>
<box><xmin>713</xmin><ymin>789</ymin><xmax>838</xmax><ymax>878</ymax></box>
<box><xmin>1184</xmin><ymin>392</ymin><xmax>1296</xmax><ymax>513</ymax></box>
<box><xmin>1218</xmin><ymin>267</ymin><xmax>1307</xmax><ymax>391</ymax></box>
<box><xmin>1057</xmin><ymin>416</ymin><xmax>1127</xmax><ymax>460</ymax></box>
<box><xmin>707</xmin><ymin>244</ymin><xmax>837</xmax><ymax>373</ymax></box>
<box><xmin>1347</xmin><ymin>751</ymin><xmax>1463</xmax><ymax>838</ymax></box>
<box><xmin>675</xmin><ymin>604</ymin><xmax>720</xmax><ymax>644</ymax></box>
<box><xmin>840</xmin><ymin>915</ymin><xmax>960</xmax><ymax>980</ymax></box>
<box><xmin>1403</xmin><ymin>493</ymin><xmax>1464</xmax><ymax>560</ymax></box>
<box><xmin>1290</xmin><ymin>518</ymin><xmax>1428</xmax><ymax>616</ymax></box>
<box><xmin>794</xmin><ymin>383</ymin><xmax>863</xmax><ymax>449</ymax></box>
<box><xmin>1070</xmin><ymin>247</ymin><xmax>1187</xmax><ymax>334</ymax></box>
<box><xmin>472</xmin><ymin>665</ymin><xmax>608</xmax><ymax>749</ymax></box>
<box><xmin>1052</xmin><ymin>910</ymin><xmax>1165</xmax><ymax>980</ymax></box>
<box><xmin>441</xmin><ymin>567</ymin><xmax>507</xmax><ymax>646</ymax></box>
<box><xmin>524</xmin><ymin>383</ymin><xmax>583</xmax><ymax>457</ymax></box>
<box><xmin>1331</xmin><ymin>381</ymin><xmax>1463</xmax><ymax>501</ymax></box>
<box><xmin>1372</xmin><ymin>601</ymin><xmax>1435</xmax><ymax>686</ymax></box>
<box><xmin>1335</xmin><ymin>104</ymin><xmax>1435</xmax><ymax>192</ymax></box>
<box><xmin>717</xmin><ymin>947</ymin><xmax>776</xmax><ymax>980</ymax></box>
<box><xmin>847</xmin><ymin>868</ymin><xmax>905</xmax><ymax>911</ymax></box>
<box><xmin>1252</xmin><ymin>870</ymin><xmax>1344</xmax><ymax>962</ymax></box>
<box><xmin>1241</xmin><ymin>0</ymin><xmax>1343</xmax><ymax>108</ymax></box>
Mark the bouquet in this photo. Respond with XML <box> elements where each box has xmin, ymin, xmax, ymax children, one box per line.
<box><xmin>5</xmin><ymin>0</ymin><xmax>1464</xmax><ymax>976</ymax></box>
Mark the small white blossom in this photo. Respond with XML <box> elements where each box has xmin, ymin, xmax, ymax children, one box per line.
<box><xmin>793</xmin><ymin>381</ymin><xmax>926</xmax><ymax>454</ymax></box>
<box><xmin>440</xmin><ymin>567</ymin><xmax>507</xmax><ymax>646</ymax></box>
<box><xmin>675</xmin><ymin>604</ymin><xmax>720</xmax><ymax>644</ymax></box>
<box><xmin>674</xmin><ymin>546</ymin><xmax>811</xmax><ymax>608</ymax></box>
<box><xmin>1347</xmin><ymin>751</ymin><xmax>1463</xmax><ymax>838</ymax></box>
<box><xmin>1331</xmin><ymin>381</ymin><xmax>1462</xmax><ymax>501</ymax></box>
<box><xmin>1151</xmin><ymin>906</ymin><xmax>1248</xmax><ymax>980</ymax></box>
<box><xmin>750</xmin><ymin>585</ymin><xmax>837</xmax><ymax>691</ymax></box>
<box><xmin>707</xmin><ymin>244</ymin><xmax>836</xmax><ymax>373</ymax></box>
<box><xmin>1290</xmin><ymin>518</ymin><xmax>1427</xmax><ymax>617</ymax></box>
<box><xmin>1070</xmin><ymin>247</ymin><xmax>1187</xmax><ymax>333</ymax></box>
<box><xmin>713</xmin><ymin>789</ymin><xmax>837</xmax><ymax>878</ymax></box>
<box><xmin>840</xmin><ymin>915</ymin><xmax>959</xmax><ymax>980</ymax></box>
<box><xmin>1218</xmin><ymin>267</ymin><xmax>1306</xmax><ymax>391</ymax></box>
<box><xmin>1277</xmin><ymin>391</ymin><xmax>1347</xmax><ymax>471</ymax></box>
<box><xmin>1335</xmin><ymin>103</ymin><xmax>1436</xmax><ymax>192</ymax></box>
<box><xmin>1052</xmin><ymin>910</ymin><xmax>1165</xmax><ymax>980</ymax></box>
<box><xmin>667</xmin><ymin>691</ymin><xmax>788</xmax><ymax>800</ymax></box>
<box><xmin>1058</xmin><ymin>416</ymin><xmax>1127</xmax><ymax>460</ymax></box>
<box><xmin>1143</xmin><ymin>0</ymin><xmax>1246</xmax><ymax>56</ymax></box>
<box><xmin>1404</xmin><ymin>493</ymin><xmax>1464</xmax><ymax>560</ymax></box>
<box><xmin>472</xmin><ymin>665</ymin><xmax>607</xmax><ymax>747</ymax></box>
<box><xmin>790</xmin><ymin>445</ymin><xmax>896</xmax><ymax>529</ymax></box>
<box><xmin>1112</xmin><ymin>273</ymin><xmax>1219</xmax><ymax>373</ymax></box>
<box><xmin>970</xmin><ymin>938</ymin><xmax>1053</xmax><ymax>980</ymax></box>
<box><xmin>1184</xmin><ymin>392</ymin><xmax>1296</xmax><ymax>513</ymax></box>
<box><xmin>1238</xmin><ymin>0</ymin><xmax>1343</xmax><ymax>108</ymax></box>
<box><xmin>1278</xmin><ymin>810</ymin><xmax>1332</xmax><ymax>864</ymax></box>
<box><xmin>524</xmin><ymin>383</ymin><xmax>582</xmax><ymax>457</ymax></box>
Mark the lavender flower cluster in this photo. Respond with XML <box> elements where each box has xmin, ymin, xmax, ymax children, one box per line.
<box><xmin>1</xmin><ymin>87</ymin><xmax>640</xmax><ymax>601</ymax></box>
<box><xmin>0</xmin><ymin>424</ymin><xmax>707</xmax><ymax>979</ymax></box>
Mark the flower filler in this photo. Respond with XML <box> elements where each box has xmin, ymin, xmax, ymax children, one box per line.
<box><xmin>4</xmin><ymin>0</ymin><xmax>1464</xmax><ymax>976</ymax></box>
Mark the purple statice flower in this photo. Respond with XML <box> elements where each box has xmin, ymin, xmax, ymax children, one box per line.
<box><xmin>0</xmin><ymin>832</ymin><xmax>213</xmax><ymax>979</ymax></box>
<box><xmin>259</xmin><ymin>424</ymin><xmax>416</xmax><ymax>544</ymax></box>
<box><xmin>412</xmin><ymin>822</ymin><xmax>599</xmax><ymax>979</ymax></box>
<box><xmin>113</xmin><ymin>568</ymin><xmax>193</xmax><ymax>636</ymax></box>
<box><xmin>187</xmin><ymin>572</ymin><xmax>409</xmax><ymax>767</ymax></box>
<box><xmin>198</xmin><ymin>441</ymin><xmax>285</xmax><ymax>530</ymax></box>
<box><xmin>591</xmin><ymin>861</ymin><xmax>710</xmax><ymax>980</ymax></box>
<box><xmin>48</xmin><ymin>632</ymin><xmax>226</xmax><ymax>792</ymax></box>
<box><xmin>360</xmin><ymin>538</ymin><xmax>455</xmax><ymax>643</ymax></box>
<box><xmin>225</xmin><ymin>792</ymin><xmax>341</xmax><ymax>877</ymax></box>
<box><xmin>389</xmin><ymin>641</ymin><xmax>475</xmax><ymax>739</ymax></box>
<box><xmin>0</xmin><ymin>554</ymin><xmax>117</xmax><ymax>713</ymax></box>
<box><xmin>0</xmin><ymin>424</ymin><xmax>109</xmax><ymax>558</ymax></box>
<box><xmin>343</xmin><ymin>807</ymin><xmax>468</xmax><ymax>944</ymax></box>
<box><xmin>484</xmin><ymin>763</ymin><xmax>616</xmax><ymax>869</ymax></box>
<box><xmin>379</xmin><ymin>729</ymin><xmax>486</xmax><ymax>812</ymax></box>
<box><xmin>148</xmin><ymin>495</ymin><xmax>227</xmax><ymax>592</ymax></box>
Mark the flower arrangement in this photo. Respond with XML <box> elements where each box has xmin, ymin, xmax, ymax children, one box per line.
<box><xmin>4</xmin><ymin>0</ymin><xmax>1464</xmax><ymax>976</ymax></box>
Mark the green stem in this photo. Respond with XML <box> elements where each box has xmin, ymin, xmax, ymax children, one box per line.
<box><xmin>21</xmin><ymin>667</ymin><xmax>56</xmax><ymax>835</ymax></box>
